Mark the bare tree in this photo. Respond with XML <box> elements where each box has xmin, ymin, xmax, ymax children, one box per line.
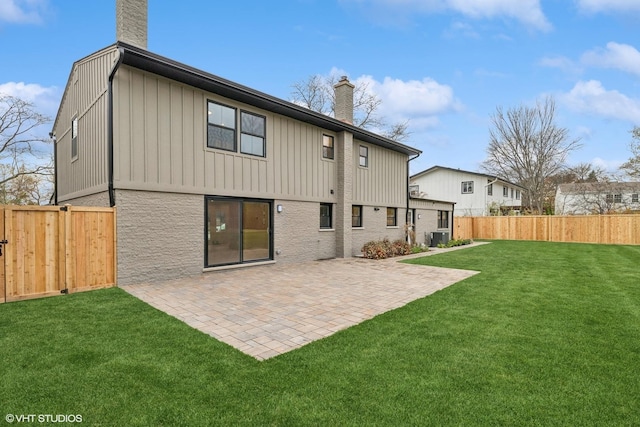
<box><xmin>291</xmin><ymin>74</ymin><xmax>410</xmax><ymax>142</ymax></box>
<box><xmin>481</xmin><ymin>96</ymin><xmax>582</xmax><ymax>214</ymax></box>
<box><xmin>620</xmin><ymin>126</ymin><xmax>640</xmax><ymax>178</ymax></box>
<box><xmin>0</xmin><ymin>94</ymin><xmax>52</xmax><ymax>204</ymax></box>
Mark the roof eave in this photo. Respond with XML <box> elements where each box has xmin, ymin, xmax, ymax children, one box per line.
<box><xmin>116</xmin><ymin>42</ymin><xmax>421</xmax><ymax>156</ymax></box>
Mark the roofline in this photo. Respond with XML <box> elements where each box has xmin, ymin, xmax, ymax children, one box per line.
<box><xmin>411</xmin><ymin>165</ymin><xmax>526</xmax><ymax>189</ymax></box>
<box><xmin>409</xmin><ymin>196</ymin><xmax>456</xmax><ymax>205</ymax></box>
<box><xmin>113</xmin><ymin>42</ymin><xmax>421</xmax><ymax>156</ymax></box>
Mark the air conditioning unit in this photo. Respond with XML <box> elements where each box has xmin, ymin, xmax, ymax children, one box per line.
<box><xmin>429</xmin><ymin>231</ymin><xmax>450</xmax><ymax>247</ymax></box>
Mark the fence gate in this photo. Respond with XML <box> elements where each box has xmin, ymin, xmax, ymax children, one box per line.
<box><xmin>2</xmin><ymin>206</ymin><xmax>67</xmax><ymax>303</ymax></box>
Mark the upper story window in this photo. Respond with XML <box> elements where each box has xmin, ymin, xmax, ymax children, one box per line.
<box><xmin>322</xmin><ymin>135</ymin><xmax>334</xmax><ymax>159</ymax></box>
<box><xmin>207</xmin><ymin>101</ymin><xmax>266</xmax><ymax>158</ymax></box>
<box><xmin>516</xmin><ymin>190</ymin><xmax>521</xmax><ymax>200</ymax></box>
<box><xmin>633</xmin><ymin>193</ymin><xmax>639</xmax><ymax>203</ymax></box>
<box><xmin>614</xmin><ymin>194</ymin><xmax>622</xmax><ymax>203</ymax></box>
<box><xmin>503</xmin><ymin>186</ymin><xmax>509</xmax><ymax>197</ymax></box>
<box><xmin>352</xmin><ymin>205</ymin><xmax>363</xmax><ymax>228</ymax></box>
<box><xmin>240</xmin><ymin>111</ymin><xmax>266</xmax><ymax>157</ymax></box>
<box><xmin>207</xmin><ymin>101</ymin><xmax>236</xmax><ymax>152</ymax></box>
<box><xmin>511</xmin><ymin>188</ymin><xmax>514</xmax><ymax>198</ymax></box>
<box><xmin>359</xmin><ymin>145</ymin><xmax>368</xmax><ymax>167</ymax></box>
<box><xmin>462</xmin><ymin>181</ymin><xmax>474</xmax><ymax>194</ymax></box>
<box><xmin>487</xmin><ymin>182</ymin><xmax>493</xmax><ymax>196</ymax></box>
<box><xmin>386</xmin><ymin>207</ymin><xmax>397</xmax><ymax>227</ymax></box>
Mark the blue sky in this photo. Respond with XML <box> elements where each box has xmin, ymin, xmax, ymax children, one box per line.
<box><xmin>1</xmin><ymin>0</ymin><xmax>639</xmax><ymax>175</ymax></box>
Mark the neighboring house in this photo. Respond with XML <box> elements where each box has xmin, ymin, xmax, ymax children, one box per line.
<box><xmin>410</xmin><ymin>165</ymin><xmax>524</xmax><ymax>216</ymax></box>
<box><xmin>52</xmin><ymin>0</ymin><xmax>453</xmax><ymax>285</ymax></box>
<box><xmin>555</xmin><ymin>182</ymin><xmax>640</xmax><ymax>215</ymax></box>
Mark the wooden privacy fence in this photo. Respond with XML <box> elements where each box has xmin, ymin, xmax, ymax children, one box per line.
<box><xmin>455</xmin><ymin>214</ymin><xmax>640</xmax><ymax>245</ymax></box>
<box><xmin>0</xmin><ymin>205</ymin><xmax>116</xmax><ymax>303</ymax></box>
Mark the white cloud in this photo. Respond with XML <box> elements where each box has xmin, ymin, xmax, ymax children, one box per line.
<box><xmin>340</xmin><ymin>0</ymin><xmax>551</xmax><ymax>31</ymax></box>
<box><xmin>0</xmin><ymin>0</ymin><xmax>48</xmax><ymax>24</ymax></box>
<box><xmin>0</xmin><ymin>81</ymin><xmax>59</xmax><ymax>117</ymax></box>
<box><xmin>561</xmin><ymin>80</ymin><xmax>640</xmax><ymax>123</ymax></box>
<box><xmin>581</xmin><ymin>42</ymin><xmax>640</xmax><ymax>77</ymax></box>
<box><xmin>352</xmin><ymin>75</ymin><xmax>462</xmax><ymax>129</ymax></box>
<box><xmin>576</xmin><ymin>0</ymin><xmax>640</xmax><ymax>13</ymax></box>
<box><xmin>539</xmin><ymin>55</ymin><xmax>583</xmax><ymax>75</ymax></box>
<box><xmin>590</xmin><ymin>157</ymin><xmax>624</xmax><ymax>172</ymax></box>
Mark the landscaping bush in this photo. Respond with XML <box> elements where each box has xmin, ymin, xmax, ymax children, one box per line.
<box><xmin>437</xmin><ymin>238</ymin><xmax>473</xmax><ymax>248</ymax></box>
<box><xmin>362</xmin><ymin>238</ymin><xmax>411</xmax><ymax>259</ymax></box>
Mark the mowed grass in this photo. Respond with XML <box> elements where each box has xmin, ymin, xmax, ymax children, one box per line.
<box><xmin>1</xmin><ymin>240</ymin><xmax>639</xmax><ymax>426</ymax></box>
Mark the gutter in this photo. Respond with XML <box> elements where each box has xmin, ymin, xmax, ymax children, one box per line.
<box><xmin>406</xmin><ymin>152</ymin><xmax>421</xmax><ymax>243</ymax></box>
<box><xmin>107</xmin><ymin>47</ymin><xmax>125</xmax><ymax>207</ymax></box>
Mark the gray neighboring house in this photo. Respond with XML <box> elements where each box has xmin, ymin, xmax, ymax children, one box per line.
<box><xmin>555</xmin><ymin>182</ymin><xmax>640</xmax><ymax>215</ymax></box>
<box><xmin>410</xmin><ymin>165</ymin><xmax>525</xmax><ymax>216</ymax></box>
<box><xmin>52</xmin><ymin>0</ymin><xmax>454</xmax><ymax>285</ymax></box>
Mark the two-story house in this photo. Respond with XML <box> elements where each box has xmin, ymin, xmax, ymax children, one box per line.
<box><xmin>410</xmin><ymin>166</ymin><xmax>524</xmax><ymax>216</ymax></box>
<box><xmin>52</xmin><ymin>0</ymin><xmax>453</xmax><ymax>285</ymax></box>
<box><xmin>555</xmin><ymin>182</ymin><xmax>640</xmax><ymax>215</ymax></box>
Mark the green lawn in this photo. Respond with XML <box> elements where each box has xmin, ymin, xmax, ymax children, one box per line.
<box><xmin>1</xmin><ymin>241</ymin><xmax>639</xmax><ymax>426</ymax></box>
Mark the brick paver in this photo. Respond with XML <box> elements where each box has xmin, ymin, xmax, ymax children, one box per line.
<box><xmin>121</xmin><ymin>244</ymin><xmax>484</xmax><ymax>360</ymax></box>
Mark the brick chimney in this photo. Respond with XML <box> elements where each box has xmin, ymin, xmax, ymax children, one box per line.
<box><xmin>333</xmin><ymin>76</ymin><xmax>354</xmax><ymax>124</ymax></box>
<box><xmin>116</xmin><ymin>0</ymin><xmax>147</xmax><ymax>49</ymax></box>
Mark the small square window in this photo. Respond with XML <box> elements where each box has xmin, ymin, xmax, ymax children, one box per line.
<box><xmin>614</xmin><ymin>194</ymin><xmax>622</xmax><ymax>203</ymax></box>
<box><xmin>606</xmin><ymin>194</ymin><xmax>613</xmax><ymax>203</ymax></box>
<box><xmin>462</xmin><ymin>181</ymin><xmax>474</xmax><ymax>194</ymax></box>
<box><xmin>359</xmin><ymin>145</ymin><xmax>368</xmax><ymax>167</ymax></box>
<box><xmin>71</xmin><ymin>116</ymin><xmax>78</xmax><ymax>159</ymax></box>
<box><xmin>386</xmin><ymin>207</ymin><xmax>397</xmax><ymax>227</ymax></box>
<box><xmin>322</xmin><ymin>135</ymin><xmax>334</xmax><ymax>159</ymax></box>
<box><xmin>352</xmin><ymin>205</ymin><xmax>363</xmax><ymax>228</ymax></box>
<box><xmin>320</xmin><ymin>203</ymin><xmax>332</xmax><ymax>229</ymax></box>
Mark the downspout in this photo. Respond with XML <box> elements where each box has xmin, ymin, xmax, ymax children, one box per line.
<box><xmin>107</xmin><ymin>47</ymin><xmax>125</xmax><ymax>207</ymax></box>
<box><xmin>407</xmin><ymin>152</ymin><xmax>421</xmax><ymax>244</ymax></box>
<box><xmin>451</xmin><ymin>203</ymin><xmax>455</xmax><ymax>239</ymax></box>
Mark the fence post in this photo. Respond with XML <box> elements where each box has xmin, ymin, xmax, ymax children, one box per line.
<box><xmin>64</xmin><ymin>204</ymin><xmax>73</xmax><ymax>291</ymax></box>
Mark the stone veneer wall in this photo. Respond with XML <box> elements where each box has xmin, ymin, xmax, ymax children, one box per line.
<box><xmin>351</xmin><ymin>206</ymin><xmax>406</xmax><ymax>256</ymax></box>
<box><xmin>273</xmin><ymin>199</ymin><xmax>336</xmax><ymax>263</ymax></box>
<box><xmin>61</xmin><ymin>191</ymin><xmax>110</xmax><ymax>207</ymax></box>
<box><xmin>115</xmin><ymin>190</ymin><xmax>203</xmax><ymax>285</ymax></box>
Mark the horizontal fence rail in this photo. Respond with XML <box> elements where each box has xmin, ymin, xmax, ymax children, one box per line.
<box><xmin>1</xmin><ymin>205</ymin><xmax>116</xmax><ymax>303</ymax></box>
<box><xmin>454</xmin><ymin>215</ymin><xmax>640</xmax><ymax>246</ymax></box>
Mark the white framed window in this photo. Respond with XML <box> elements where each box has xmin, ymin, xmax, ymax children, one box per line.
<box><xmin>503</xmin><ymin>186</ymin><xmax>509</xmax><ymax>197</ymax></box>
<box><xmin>462</xmin><ymin>181</ymin><xmax>474</xmax><ymax>194</ymax></box>
<box><xmin>71</xmin><ymin>116</ymin><xmax>78</xmax><ymax>160</ymax></box>
<box><xmin>359</xmin><ymin>145</ymin><xmax>368</xmax><ymax>167</ymax></box>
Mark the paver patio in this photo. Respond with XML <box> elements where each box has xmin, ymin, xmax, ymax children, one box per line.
<box><xmin>121</xmin><ymin>244</ymin><xmax>483</xmax><ymax>360</ymax></box>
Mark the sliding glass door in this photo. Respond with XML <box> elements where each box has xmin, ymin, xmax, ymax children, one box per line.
<box><xmin>206</xmin><ymin>197</ymin><xmax>271</xmax><ymax>267</ymax></box>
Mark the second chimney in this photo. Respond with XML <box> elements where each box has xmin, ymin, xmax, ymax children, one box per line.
<box><xmin>116</xmin><ymin>0</ymin><xmax>148</xmax><ymax>49</ymax></box>
<box><xmin>334</xmin><ymin>76</ymin><xmax>355</xmax><ymax>125</ymax></box>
